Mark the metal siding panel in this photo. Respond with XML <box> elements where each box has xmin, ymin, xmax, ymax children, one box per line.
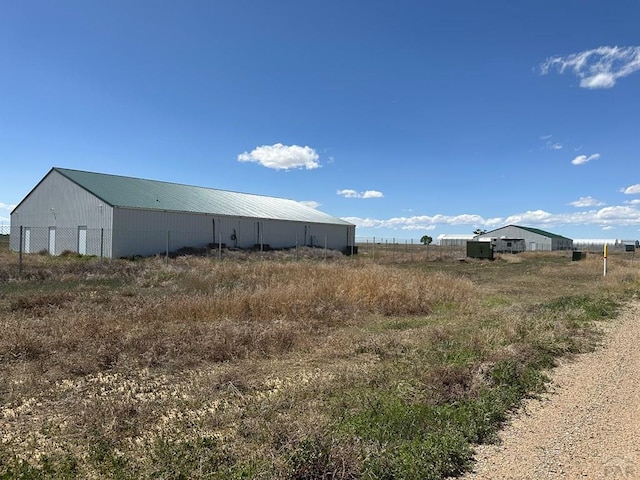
<box><xmin>112</xmin><ymin>209</ymin><xmax>211</xmax><ymax>257</ymax></box>
<box><xmin>490</xmin><ymin>226</ymin><xmax>553</xmax><ymax>251</ymax></box>
<box><xmin>264</xmin><ymin>220</ymin><xmax>305</xmax><ymax>249</ymax></box>
<box><xmin>119</xmin><ymin>211</ymin><xmax>353</xmax><ymax>255</ymax></box>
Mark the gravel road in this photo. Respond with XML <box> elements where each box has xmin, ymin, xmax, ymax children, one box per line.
<box><xmin>460</xmin><ymin>300</ymin><xmax>640</xmax><ymax>480</ymax></box>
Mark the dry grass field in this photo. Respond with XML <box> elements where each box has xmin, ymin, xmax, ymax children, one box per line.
<box><xmin>0</xmin><ymin>234</ymin><xmax>638</xmax><ymax>479</ymax></box>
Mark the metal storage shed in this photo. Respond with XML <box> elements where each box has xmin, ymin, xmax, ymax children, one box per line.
<box><xmin>475</xmin><ymin>225</ymin><xmax>572</xmax><ymax>252</ymax></box>
<box><xmin>10</xmin><ymin>168</ymin><xmax>356</xmax><ymax>258</ymax></box>
<box><xmin>437</xmin><ymin>233</ymin><xmax>476</xmax><ymax>246</ymax></box>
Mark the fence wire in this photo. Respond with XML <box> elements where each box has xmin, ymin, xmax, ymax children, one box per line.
<box><xmin>4</xmin><ymin>229</ymin><xmax>635</xmax><ymax>267</ymax></box>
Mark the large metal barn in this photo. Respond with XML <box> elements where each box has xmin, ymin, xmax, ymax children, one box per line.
<box><xmin>474</xmin><ymin>225</ymin><xmax>573</xmax><ymax>252</ymax></box>
<box><xmin>10</xmin><ymin>168</ymin><xmax>356</xmax><ymax>258</ymax></box>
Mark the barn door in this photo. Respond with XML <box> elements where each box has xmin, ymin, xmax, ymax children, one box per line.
<box><xmin>24</xmin><ymin>228</ymin><xmax>31</xmax><ymax>253</ymax></box>
<box><xmin>78</xmin><ymin>226</ymin><xmax>87</xmax><ymax>255</ymax></box>
<box><xmin>48</xmin><ymin>227</ymin><xmax>56</xmax><ymax>255</ymax></box>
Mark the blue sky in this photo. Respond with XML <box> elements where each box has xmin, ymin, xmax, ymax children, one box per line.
<box><xmin>2</xmin><ymin>1</ymin><xmax>640</xmax><ymax>241</ymax></box>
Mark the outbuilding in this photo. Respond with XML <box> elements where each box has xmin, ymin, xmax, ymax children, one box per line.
<box><xmin>437</xmin><ymin>233</ymin><xmax>476</xmax><ymax>247</ymax></box>
<box><xmin>10</xmin><ymin>168</ymin><xmax>356</xmax><ymax>258</ymax></box>
<box><xmin>475</xmin><ymin>225</ymin><xmax>573</xmax><ymax>252</ymax></box>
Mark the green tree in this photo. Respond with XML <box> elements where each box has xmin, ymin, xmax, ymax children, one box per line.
<box><xmin>420</xmin><ymin>235</ymin><xmax>433</xmax><ymax>245</ymax></box>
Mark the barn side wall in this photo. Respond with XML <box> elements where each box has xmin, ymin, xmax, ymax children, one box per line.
<box><xmin>10</xmin><ymin>171</ymin><xmax>114</xmax><ymax>257</ymax></box>
<box><xmin>111</xmin><ymin>208</ymin><xmax>354</xmax><ymax>258</ymax></box>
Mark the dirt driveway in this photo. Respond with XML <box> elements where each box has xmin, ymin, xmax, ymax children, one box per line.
<box><xmin>460</xmin><ymin>300</ymin><xmax>640</xmax><ymax>480</ymax></box>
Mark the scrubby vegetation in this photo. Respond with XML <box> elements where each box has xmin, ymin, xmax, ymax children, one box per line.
<box><xmin>0</xmin><ymin>237</ymin><xmax>637</xmax><ymax>479</ymax></box>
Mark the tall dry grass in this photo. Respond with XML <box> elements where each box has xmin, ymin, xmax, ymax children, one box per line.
<box><xmin>0</xmin><ymin>243</ymin><xmax>638</xmax><ymax>478</ymax></box>
<box><xmin>1</xmin><ymin>256</ymin><xmax>476</xmax><ymax>381</ymax></box>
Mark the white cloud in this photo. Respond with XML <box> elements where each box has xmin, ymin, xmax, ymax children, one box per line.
<box><xmin>337</xmin><ymin>189</ymin><xmax>384</xmax><ymax>199</ymax></box>
<box><xmin>237</xmin><ymin>143</ymin><xmax>320</xmax><ymax>170</ymax></box>
<box><xmin>571</xmin><ymin>153</ymin><xmax>600</xmax><ymax>165</ymax></box>
<box><xmin>540</xmin><ymin>46</ymin><xmax>640</xmax><ymax>89</ymax></box>
<box><xmin>343</xmin><ymin>204</ymin><xmax>640</xmax><ymax>232</ymax></box>
<box><xmin>595</xmin><ymin>205</ymin><xmax>640</xmax><ymax>221</ymax></box>
<box><xmin>570</xmin><ymin>196</ymin><xmax>605</xmax><ymax>208</ymax></box>
<box><xmin>539</xmin><ymin>134</ymin><xmax>563</xmax><ymax>150</ymax></box>
<box><xmin>0</xmin><ymin>202</ymin><xmax>16</xmax><ymax>211</ymax></box>
<box><xmin>501</xmin><ymin>210</ymin><xmax>554</xmax><ymax>225</ymax></box>
<box><xmin>362</xmin><ymin>190</ymin><xmax>384</xmax><ymax>199</ymax></box>
<box><xmin>625</xmin><ymin>199</ymin><xmax>640</xmax><ymax>205</ymax></box>
<box><xmin>622</xmin><ymin>184</ymin><xmax>640</xmax><ymax>194</ymax></box>
<box><xmin>341</xmin><ymin>213</ymin><xmax>503</xmax><ymax>231</ymax></box>
<box><xmin>299</xmin><ymin>200</ymin><xmax>321</xmax><ymax>209</ymax></box>
<box><xmin>337</xmin><ymin>189</ymin><xmax>359</xmax><ymax>198</ymax></box>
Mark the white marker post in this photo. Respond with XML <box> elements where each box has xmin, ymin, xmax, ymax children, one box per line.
<box><xmin>603</xmin><ymin>243</ymin><xmax>608</xmax><ymax>277</ymax></box>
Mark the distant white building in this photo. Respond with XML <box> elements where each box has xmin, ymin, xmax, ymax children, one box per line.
<box><xmin>572</xmin><ymin>239</ymin><xmax>618</xmax><ymax>247</ymax></box>
<box><xmin>438</xmin><ymin>233</ymin><xmax>475</xmax><ymax>246</ymax></box>
<box><xmin>573</xmin><ymin>239</ymin><xmax>638</xmax><ymax>251</ymax></box>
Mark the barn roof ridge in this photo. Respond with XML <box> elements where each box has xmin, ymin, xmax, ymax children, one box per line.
<box><xmin>483</xmin><ymin>224</ymin><xmax>572</xmax><ymax>240</ymax></box>
<box><xmin>54</xmin><ymin>167</ymin><xmax>303</xmax><ymax>202</ymax></box>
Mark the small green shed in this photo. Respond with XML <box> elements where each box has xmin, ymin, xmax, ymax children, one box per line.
<box><xmin>467</xmin><ymin>241</ymin><xmax>494</xmax><ymax>260</ymax></box>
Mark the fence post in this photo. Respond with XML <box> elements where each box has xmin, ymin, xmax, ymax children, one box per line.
<box><xmin>373</xmin><ymin>237</ymin><xmax>375</xmax><ymax>261</ymax></box>
<box><xmin>392</xmin><ymin>237</ymin><xmax>395</xmax><ymax>263</ymax></box>
<box><xmin>19</xmin><ymin>226</ymin><xmax>23</xmax><ymax>275</ymax></box>
<box><xmin>166</xmin><ymin>230</ymin><xmax>170</xmax><ymax>264</ymax></box>
<box><xmin>324</xmin><ymin>235</ymin><xmax>327</xmax><ymax>261</ymax></box>
<box><xmin>100</xmin><ymin>228</ymin><xmax>104</xmax><ymax>262</ymax></box>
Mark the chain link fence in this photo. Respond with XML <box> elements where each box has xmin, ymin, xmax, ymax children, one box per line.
<box><xmin>7</xmin><ymin>226</ymin><xmax>351</xmax><ymax>263</ymax></box>
<box><xmin>355</xmin><ymin>236</ymin><xmax>638</xmax><ymax>262</ymax></box>
<box><xmin>573</xmin><ymin>241</ymin><xmax>639</xmax><ymax>254</ymax></box>
<box><xmin>355</xmin><ymin>236</ymin><xmax>466</xmax><ymax>263</ymax></box>
<box><xmin>4</xmin><ymin>228</ymin><xmax>635</xmax><ymax>269</ymax></box>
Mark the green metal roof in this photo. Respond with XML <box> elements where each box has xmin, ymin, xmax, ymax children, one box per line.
<box><xmin>515</xmin><ymin>225</ymin><xmax>572</xmax><ymax>240</ymax></box>
<box><xmin>54</xmin><ymin>168</ymin><xmax>353</xmax><ymax>226</ymax></box>
<box><xmin>486</xmin><ymin>225</ymin><xmax>572</xmax><ymax>240</ymax></box>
